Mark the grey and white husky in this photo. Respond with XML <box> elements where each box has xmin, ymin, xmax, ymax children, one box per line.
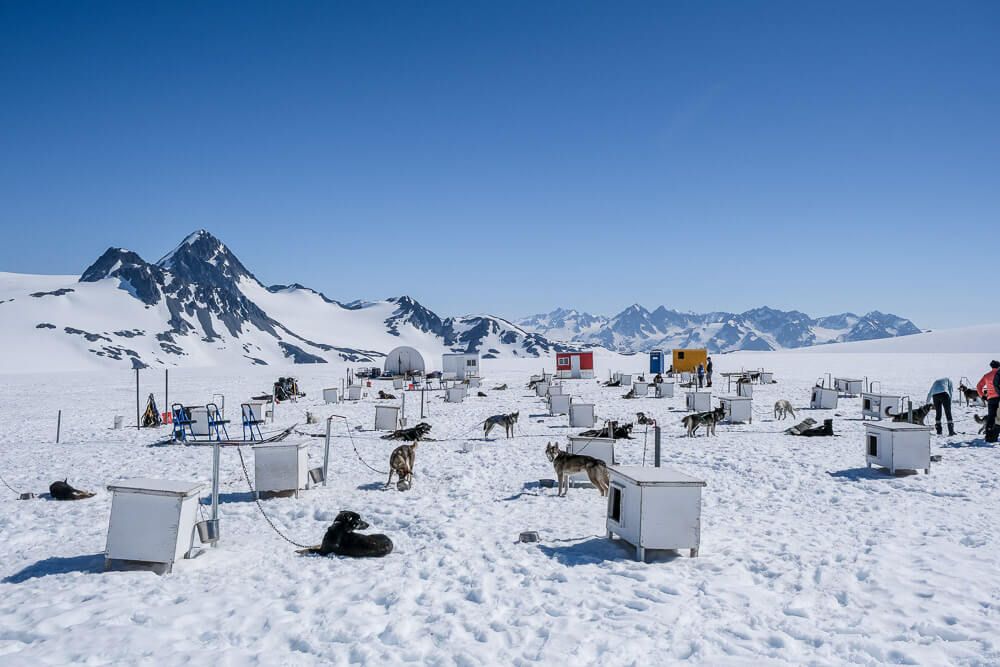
<box><xmin>484</xmin><ymin>411</ymin><xmax>519</xmax><ymax>438</ymax></box>
<box><xmin>774</xmin><ymin>400</ymin><xmax>796</xmax><ymax>420</ymax></box>
<box><xmin>682</xmin><ymin>406</ymin><xmax>725</xmax><ymax>437</ymax></box>
<box><xmin>385</xmin><ymin>442</ymin><xmax>417</xmax><ymax>491</ymax></box>
<box><xmin>545</xmin><ymin>442</ymin><xmax>610</xmax><ymax>497</ymax></box>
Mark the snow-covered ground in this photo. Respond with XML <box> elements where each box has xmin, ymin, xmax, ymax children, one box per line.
<box><xmin>2</xmin><ymin>351</ymin><xmax>999</xmax><ymax>665</ymax></box>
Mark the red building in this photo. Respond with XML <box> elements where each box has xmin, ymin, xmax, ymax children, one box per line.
<box><xmin>555</xmin><ymin>351</ymin><xmax>595</xmax><ymax>379</ymax></box>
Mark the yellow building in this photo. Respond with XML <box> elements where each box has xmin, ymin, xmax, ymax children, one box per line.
<box><xmin>672</xmin><ymin>348</ymin><xmax>708</xmax><ymax>374</ymax></box>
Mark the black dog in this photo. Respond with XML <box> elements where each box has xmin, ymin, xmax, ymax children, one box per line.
<box><xmin>888</xmin><ymin>404</ymin><xmax>932</xmax><ymax>425</ymax></box>
<box><xmin>49</xmin><ymin>480</ymin><xmax>95</xmax><ymax>500</ymax></box>
<box><xmin>299</xmin><ymin>511</ymin><xmax>393</xmax><ymax>558</ymax></box>
<box><xmin>382</xmin><ymin>422</ymin><xmax>432</xmax><ymax>442</ymax></box>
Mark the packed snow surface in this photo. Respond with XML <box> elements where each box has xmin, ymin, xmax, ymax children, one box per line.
<box><xmin>1</xmin><ymin>351</ymin><xmax>999</xmax><ymax>665</ymax></box>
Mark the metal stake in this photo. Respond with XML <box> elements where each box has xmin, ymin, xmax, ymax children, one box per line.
<box><xmin>654</xmin><ymin>426</ymin><xmax>661</xmax><ymax>467</ymax></box>
<box><xmin>211</xmin><ymin>440</ymin><xmax>220</xmax><ymax>548</ymax></box>
<box><xmin>323</xmin><ymin>416</ymin><xmax>332</xmax><ymax>486</ymax></box>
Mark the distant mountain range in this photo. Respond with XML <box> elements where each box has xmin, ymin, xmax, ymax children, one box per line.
<box><xmin>516</xmin><ymin>305</ymin><xmax>921</xmax><ymax>354</ymax></box>
<box><xmin>0</xmin><ymin>229</ymin><xmax>922</xmax><ymax>371</ymax></box>
<box><xmin>0</xmin><ymin>230</ymin><xmax>569</xmax><ymax>371</ymax></box>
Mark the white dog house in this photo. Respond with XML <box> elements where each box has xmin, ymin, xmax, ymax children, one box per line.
<box><xmin>549</xmin><ymin>393</ymin><xmax>572</xmax><ymax>416</ymax></box>
<box><xmin>569</xmin><ymin>403</ymin><xmax>596</xmax><ymax>428</ymax></box>
<box><xmin>374</xmin><ymin>405</ymin><xmax>401</xmax><ymax>431</ymax></box>
<box><xmin>547</xmin><ymin>383</ymin><xmax>564</xmax><ymax>397</ymax></box>
<box><xmin>105</xmin><ymin>478</ymin><xmax>205</xmax><ymax>574</ymax></box>
<box><xmin>834</xmin><ymin>378</ymin><xmax>864</xmax><ymax>396</ymax></box>
<box><xmin>535</xmin><ymin>381</ymin><xmax>550</xmax><ymax>397</ymax></box>
<box><xmin>442</xmin><ymin>353</ymin><xmax>479</xmax><ymax>380</ymax></box>
<box><xmin>246</xmin><ymin>401</ymin><xmax>267</xmax><ymax>423</ymax></box>
<box><xmin>633</xmin><ymin>381</ymin><xmax>649</xmax><ymax>397</ymax></box>
<box><xmin>467</xmin><ymin>376</ymin><xmax>481</xmax><ymax>389</ymax></box>
<box><xmin>679</xmin><ymin>372</ymin><xmax>692</xmax><ymax>383</ymax></box>
<box><xmin>345</xmin><ymin>385</ymin><xmax>363</xmax><ymax>401</ymax></box>
<box><xmin>606</xmin><ymin>466</ymin><xmax>706</xmax><ymax>561</ymax></box>
<box><xmin>760</xmin><ymin>371</ymin><xmax>774</xmax><ymax>384</ymax></box>
<box><xmin>861</xmin><ymin>392</ymin><xmax>903</xmax><ymax>420</ymax></box>
<box><xmin>686</xmin><ymin>391</ymin><xmax>712</xmax><ymax>412</ymax></box>
<box><xmin>392</xmin><ymin>378</ymin><xmax>405</xmax><ymax>390</ymax></box>
<box><xmin>655</xmin><ymin>382</ymin><xmax>674</xmax><ymax>398</ymax></box>
<box><xmin>384</xmin><ymin>346</ymin><xmax>426</xmax><ymax>376</ymax></box>
<box><xmin>253</xmin><ymin>442</ymin><xmax>309</xmax><ymax>497</ymax></box>
<box><xmin>736</xmin><ymin>381</ymin><xmax>753</xmax><ymax>398</ymax></box>
<box><xmin>617</xmin><ymin>373</ymin><xmax>633</xmax><ymax>387</ymax></box>
<box><xmin>720</xmin><ymin>396</ymin><xmax>752</xmax><ymax>424</ymax></box>
<box><xmin>865</xmin><ymin>422</ymin><xmax>931</xmax><ymax>475</ymax></box>
<box><xmin>322</xmin><ymin>388</ymin><xmax>340</xmax><ymax>404</ymax></box>
<box><xmin>445</xmin><ymin>386</ymin><xmax>466</xmax><ymax>403</ymax></box>
<box><xmin>566</xmin><ymin>437</ymin><xmax>615</xmax><ymax>486</ymax></box>
<box><xmin>810</xmin><ymin>386</ymin><xmax>839</xmax><ymax>409</ymax></box>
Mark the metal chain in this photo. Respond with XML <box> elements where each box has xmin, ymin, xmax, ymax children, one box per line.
<box><xmin>234</xmin><ymin>445</ymin><xmax>311</xmax><ymax>549</ymax></box>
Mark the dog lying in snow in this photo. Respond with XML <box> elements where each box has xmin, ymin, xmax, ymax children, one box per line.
<box><xmin>381</xmin><ymin>422</ymin><xmax>431</xmax><ymax>442</ymax></box>
<box><xmin>49</xmin><ymin>480</ymin><xmax>95</xmax><ymax>500</ymax></box>
<box><xmin>492</xmin><ymin>384</ymin><xmax>508</xmax><ymax>391</ymax></box>
<box><xmin>579</xmin><ymin>423</ymin><xmax>633</xmax><ymax>440</ymax></box>
<box><xmin>377</xmin><ymin>390</ymin><xmax>396</xmax><ymax>400</ymax></box>
<box><xmin>635</xmin><ymin>412</ymin><xmax>654</xmax><ymax>426</ymax></box>
<box><xmin>774</xmin><ymin>400</ymin><xmax>796</xmax><ymax>420</ymax></box>
<box><xmin>298</xmin><ymin>511</ymin><xmax>393</xmax><ymax>557</ymax></box>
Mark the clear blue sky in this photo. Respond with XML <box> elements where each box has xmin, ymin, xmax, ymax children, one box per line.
<box><xmin>1</xmin><ymin>2</ymin><xmax>997</xmax><ymax>329</ymax></box>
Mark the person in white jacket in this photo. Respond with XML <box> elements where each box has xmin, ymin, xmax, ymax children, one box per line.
<box><xmin>926</xmin><ymin>377</ymin><xmax>954</xmax><ymax>436</ymax></box>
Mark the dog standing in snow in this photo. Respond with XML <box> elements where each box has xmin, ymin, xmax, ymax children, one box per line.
<box><xmin>774</xmin><ymin>400</ymin><xmax>796</xmax><ymax>420</ymax></box>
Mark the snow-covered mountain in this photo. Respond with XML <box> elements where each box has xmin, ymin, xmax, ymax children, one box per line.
<box><xmin>517</xmin><ymin>304</ymin><xmax>922</xmax><ymax>353</ymax></box>
<box><xmin>0</xmin><ymin>231</ymin><xmax>572</xmax><ymax>372</ymax></box>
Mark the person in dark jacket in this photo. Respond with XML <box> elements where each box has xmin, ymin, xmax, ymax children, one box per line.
<box><xmin>696</xmin><ymin>363</ymin><xmax>705</xmax><ymax>389</ymax></box>
<box><xmin>706</xmin><ymin>357</ymin><xmax>713</xmax><ymax>387</ymax></box>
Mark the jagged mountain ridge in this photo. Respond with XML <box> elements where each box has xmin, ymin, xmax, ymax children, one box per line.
<box><xmin>0</xmin><ymin>230</ymin><xmax>573</xmax><ymax>371</ymax></box>
<box><xmin>517</xmin><ymin>304</ymin><xmax>921</xmax><ymax>353</ymax></box>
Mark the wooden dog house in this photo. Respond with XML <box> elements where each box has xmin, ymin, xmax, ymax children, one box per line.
<box><xmin>633</xmin><ymin>381</ymin><xmax>649</xmax><ymax>397</ymax></box>
<box><xmin>861</xmin><ymin>392</ymin><xmax>903</xmax><ymax>420</ymax></box>
<box><xmin>253</xmin><ymin>442</ymin><xmax>309</xmax><ymax>497</ymax></box>
<box><xmin>374</xmin><ymin>405</ymin><xmax>401</xmax><ymax>431</ymax></box>
<box><xmin>835</xmin><ymin>378</ymin><xmax>864</xmax><ymax>397</ymax></box>
<box><xmin>549</xmin><ymin>393</ymin><xmax>572</xmax><ymax>416</ymax></box>
<box><xmin>655</xmin><ymin>382</ymin><xmax>674</xmax><ymax>398</ymax></box>
<box><xmin>105</xmin><ymin>478</ymin><xmax>205</xmax><ymax>574</ymax></box>
<box><xmin>810</xmin><ymin>385</ymin><xmax>839</xmax><ymax>409</ymax></box>
<box><xmin>720</xmin><ymin>395</ymin><xmax>752</xmax><ymax>424</ymax></box>
<box><xmin>569</xmin><ymin>403</ymin><xmax>596</xmax><ymax>428</ymax></box>
<box><xmin>865</xmin><ymin>422</ymin><xmax>931</xmax><ymax>475</ymax></box>
<box><xmin>736</xmin><ymin>381</ymin><xmax>753</xmax><ymax>398</ymax></box>
<box><xmin>445</xmin><ymin>386</ymin><xmax>466</xmax><ymax>403</ymax></box>
<box><xmin>686</xmin><ymin>391</ymin><xmax>712</xmax><ymax>412</ymax></box>
<box><xmin>322</xmin><ymin>388</ymin><xmax>340</xmax><ymax>404</ymax></box>
<box><xmin>606</xmin><ymin>466</ymin><xmax>706</xmax><ymax>561</ymax></box>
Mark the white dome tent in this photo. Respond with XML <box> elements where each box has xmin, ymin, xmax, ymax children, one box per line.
<box><xmin>383</xmin><ymin>346</ymin><xmax>426</xmax><ymax>376</ymax></box>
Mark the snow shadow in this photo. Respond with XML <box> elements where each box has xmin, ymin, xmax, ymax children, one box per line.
<box><xmin>827</xmin><ymin>467</ymin><xmax>916</xmax><ymax>480</ymax></box>
<box><xmin>356</xmin><ymin>482</ymin><xmax>387</xmax><ymax>491</ymax></box>
<box><xmin>940</xmin><ymin>439</ymin><xmax>995</xmax><ymax>449</ymax></box>
<box><xmin>201</xmin><ymin>491</ymin><xmax>256</xmax><ymax>504</ymax></box>
<box><xmin>4</xmin><ymin>553</ymin><xmax>105</xmax><ymax>583</ymax></box>
<box><xmin>538</xmin><ymin>537</ymin><xmax>677</xmax><ymax>566</ymax></box>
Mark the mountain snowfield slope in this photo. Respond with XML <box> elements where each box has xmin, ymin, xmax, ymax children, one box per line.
<box><xmin>791</xmin><ymin>322</ymin><xmax>1000</xmax><ymax>354</ymax></box>
<box><xmin>0</xmin><ymin>231</ymin><xmax>567</xmax><ymax>373</ymax></box>
<box><xmin>518</xmin><ymin>305</ymin><xmax>922</xmax><ymax>353</ymax></box>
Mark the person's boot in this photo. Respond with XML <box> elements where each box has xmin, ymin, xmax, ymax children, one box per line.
<box><xmin>947</xmin><ymin>422</ymin><xmax>956</xmax><ymax>437</ymax></box>
<box><xmin>936</xmin><ymin>423</ymin><xmax>943</xmax><ymax>435</ymax></box>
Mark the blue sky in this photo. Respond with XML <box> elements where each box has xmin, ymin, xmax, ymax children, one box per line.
<box><xmin>1</xmin><ymin>2</ymin><xmax>997</xmax><ymax>329</ymax></box>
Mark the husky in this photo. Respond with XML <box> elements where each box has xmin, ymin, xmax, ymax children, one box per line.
<box><xmin>484</xmin><ymin>412</ymin><xmax>519</xmax><ymax>438</ymax></box>
<box><xmin>381</xmin><ymin>422</ymin><xmax>431</xmax><ymax>442</ymax></box>
<box><xmin>545</xmin><ymin>442</ymin><xmax>610</xmax><ymax>497</ymax></box>
<box><xmin>888</xmin><ymin>403</ymin><xmax>933</xmax><ymax>425</ymax></box>
<box><xmin>682</xmin><ymin>406</ymin><xmax>726</xmax><ymax>437</ymax></box>
<box><xmin>377</xmin><ymin>390</ymin><xmax>396</xmax><ymax>400</ymax></box>
<box><xmin>774</xmin><ymin>400</ymin><xmax>796</xmax><ymax>420</ymax></box>
<box><xmin>477</xmin><ymin>391</ymin><xmax>488</xmax><ymax>397</ymax></box>
<box><xmin>385</xmin><ymin>442</ymin><xmax>417</xmax><ymax>491</ymax></box>
<box><xmin>49</xmin><ymin>480</ymin><xmax>95</xmax><ymax>501</ymax></box>
<box><xmin>635</xmin><ymin>412</ymin><xmax>654</xmax><ymax>426</ymax></box>
<box><xmin>492</xmin><ymin>384</ymin><xmax>508</xmax><ymax>391</ymax></box>
<box><xmin>579</xmin><ymin>422</ymin><xmax>633</xmax><ymax>439</ymax></box>
<box><xmin>602</xmin><ymin>378</ymin><xmax>622</xmax><ymax>388</ymax></box>
<box><xmin>959</xmin><ymin>384</ymin><xmax>983</xmax><ymax>407</ymax></box>
<box><xmin>298</xmin><ymin>511</ymin><xmax>393</xmax><ymax>558</ymax></box>
<box><xmin>622</xmin><ymin>387</ymin><xmax>636</xmax><ymax>399</ymax></box>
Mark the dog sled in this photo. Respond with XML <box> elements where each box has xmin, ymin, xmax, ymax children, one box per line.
<box><xmin>152</xmin><ymin>424</ymin><xmax>297</xmax><ymax>447</ymax></box>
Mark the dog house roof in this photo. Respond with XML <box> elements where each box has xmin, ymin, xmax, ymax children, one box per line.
<box><xmin>252</xmin><ymin>441</ymin><xmax>309</xmax><ymax>451</ymax></box>
<box><xmin>609</xmin><ymin>466</ymin><xmax>706</xmax><ymax>486</ymax></box>
<box><xmin>864</xmin><ymin>422</ymin><xmax>932</xmax><ymax>432</ymax></box>
<box><xmin>107</xmin><ymin>478</ymin><xmax>205</xmax><ymax>497</ymax></box>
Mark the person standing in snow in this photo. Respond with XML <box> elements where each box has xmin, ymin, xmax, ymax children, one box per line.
<box><xmin>926</xmin><ymin>377</ymin><xmax>954</xmax><ymax>436</ymax></box>
<box><xmin>977</xmin><ymin>361</ymin><xmax>1000</xmax><ymax>442</ymax></box>
<box><xmin>696</xmin><ymin>363</ymin><xmax>705</xmax><ymax>388</ymax></box>
<box><xmin>706</xmin><ymin>357</ymin><xmax>714</xmax><ymax>387</ymax></box>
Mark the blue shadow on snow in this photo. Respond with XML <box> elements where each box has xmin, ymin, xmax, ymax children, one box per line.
<box><xmin>4</xmin><ymin>553</ymin><xmax>105</xmax><ymax>583</ymax></box>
